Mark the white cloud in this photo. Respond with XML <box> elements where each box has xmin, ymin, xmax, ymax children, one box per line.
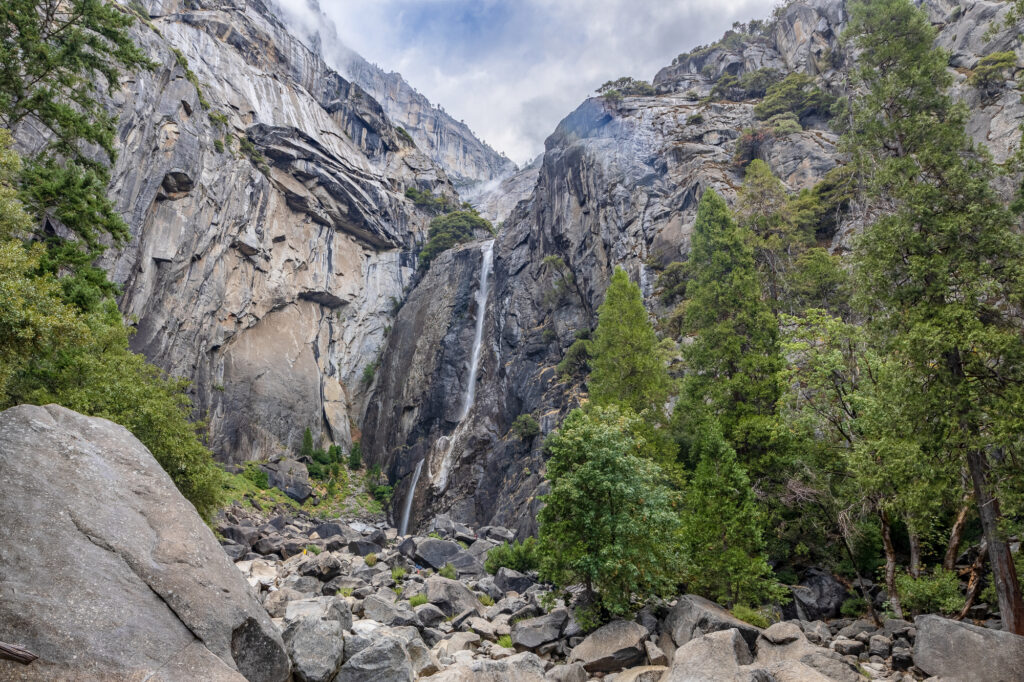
<box><xmin>310</xmin><ymin>0</ymin><xmax>772</xmax><ymax>165</ymax></box>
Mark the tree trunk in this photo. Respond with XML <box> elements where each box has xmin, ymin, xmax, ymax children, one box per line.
<box><xmin>944</xmin><ymin>502</ymin><xmax>971</xmax><ymax>571</ymax></box>
<box><xmin>909</xmin><ymin>529</ymin><xmax>922</xmax><ymax>579</ymax></box>
<box><xmin>880</xmin><ymin>510</ymin><xmax>904</xmax><ymax>619</ymax></box>
<box><xmin>966</xmin><ymin>447</ymin><xmax>1024</xmax><ymax>635</ymax></box>
<box><xmin>840</xmin><ymin>529</ymin><xmax>880</xmax><ymax>626</ymax></box>
<box><xmin>956</xmin><ymin>541</ymin><xmax>988</xmax><ymax>622</ymax></box>
<box><xmin>0</xmin><ymin>641</ymin><xmax>37</xmax><ymax>665</ymax></box>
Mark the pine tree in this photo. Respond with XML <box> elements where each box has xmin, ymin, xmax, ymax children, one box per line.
<box><xmin>588</xmin><ymin>267</ymin><xmax>672</xmax><ymax>415</ymax></box>
<box><xmin>301</xmin><ymin>427</ymin><xmax>314</xmax><ymax>459</ymax></box>
<box><xmin>678</xmin><ymin>419</ymin><xmax>785</xmax><ymax>607</ymax></box>
<box><xmin>675</xmin><ymin>189</ymin><xmax>782</xmax><ymax>475</ymax></box>
<box><xmin>845</xmin><ymin>0</ymin><xmax>1024</xmax><ymax>633</ymax></box>
<box><xmin>538</xmin><ymin>405</ymin><xmax>680</xmax><ymax>624</ymax></box>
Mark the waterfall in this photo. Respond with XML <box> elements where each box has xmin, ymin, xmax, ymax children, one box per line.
<box><xmin>398</xmin><ymin>458</ymin><xmax>424</xmax><ymax>536</ymax></box>
<box><xmin>458</xmin><ymin>239</ymin><xmax>495</xmax><ymax>420</ymax></box>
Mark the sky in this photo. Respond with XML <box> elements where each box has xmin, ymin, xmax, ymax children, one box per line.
<box><xmin>300</xmin><ymin>0</ymin><xmax>773</xmax><ymax>165</ymax></box>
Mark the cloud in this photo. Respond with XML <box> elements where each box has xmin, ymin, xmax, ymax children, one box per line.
<box><xmin>308</xmin><ymin>0</ymin><xmax>771</xmax><ymax>165</ymax></box>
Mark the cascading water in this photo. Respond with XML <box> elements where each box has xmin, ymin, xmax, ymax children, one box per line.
<box><xmin>399</xmin><ymin>239</ymin><xmax>495</xmax><ymax>534</ymax></box>
<box><xmin>398</xmin><ymin>458</ymin><xmax>423</xmax><ymax>536</ymax></box>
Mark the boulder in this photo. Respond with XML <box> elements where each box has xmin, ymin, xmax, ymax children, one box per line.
<box><xmin>362</xmin><ymin>594</ymin><xmax>418</xmax><ymax>627</ymax></box>
<box><xmin>334</xmin><ymin>636</ymin><xmax>414</xmax><ymax>682</ymax></box>
<box><xmin>661</xmin><ymin>628</ymin><xmax>752</xmax><ymax>682</ymax></box>
<box><xmin>785</xmin><ymin>569</ymin><xmax>848</xmax><ymax>622</ymax></box>
<box><xmin>282</xmin><ymin>619</ymin><xmax>345</xmax><ymax>682</ymax></box>
<box><xmin>415</xmin><ymin>602</ymin><xmax>447</xmax><ymax>628</ymax></box>
<box><xmin>913</xmin><ymin>614</ymin><xmax>1024</xmax><ymax>682</ymax></box>
<box><xmin>494</xmin><ymin>567</ymin><xmax>534</xmax><ymax>594</ymax></box>
<box><xmin>430</xmin><ymin>651</ymin><xmax>548</xmax><ymax>681</ymax></box>
<box><xmin>612</xmin><ymin>666</ymin><xmax>668</xmax><ymax>682</ymax></box>
<box><xmin>663</xmin><ymin>594</ymin><xmax>762</xmax><ymax>655</ymax></box>
<box><xmin>545</xmin><ymin>662</ymin><xmax>587</xmax><ymax>682</ymax></box>
<box><xmin>0</xmin><ymin>405</ymin><xmax>290</xmax><ymax>682</ymax></box>
<box><xmin>260</xmin><ymin>458</ymin><xmax>313</xmax><ymax>503</ymax></box>
<box><xmin>283</xmin><ymin>596</ymin><xmax>353</xmax><ymax>630</ymax></box>
<box><xmin>568</xmin><ymin>619</ymin><xmax>648</xmax><ymax>672</ymax></box>
<box><xmin>425</xmin><ymin>575</ymin><xmax>483</xmax><ymax>617</ymax></box>
<box><xmin>511</xmin><ymin>608</ymin><xmax>569</xmax><ymax>650</ymax></box>
<box><xmin>416</xmin><ymin>538</ymin><xmax>486</xmax><ymax>575</ymax></box>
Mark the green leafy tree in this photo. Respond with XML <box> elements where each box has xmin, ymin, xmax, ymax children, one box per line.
<box><xmin>538</xmin><ymin>405</ymin><xmax>680</xmax><ymax>623</ymax></box>
<box><xmin>300</xmin><ymin>427</ymin><xmax>314</xmax><ymax>458</ymax></box>
<box><xmin>679</xmin><ymin>419</ymin><xmax>786</xmax><ymax>607</ymax></box>
<box><xmin>589</xmin><ymin>267</ymin><xmax>672</xmax><ymax>414</ymax></box>
<box><xmin>0</xmin><ymin>0</ymin><xmax>152</xmax><ymax>305</ymax></box>
<box><xmin>845</xmin><ymin>0</ymin><xmax>1024</xmax><ymax>633</ymax></box>
<box><xmin>754</xmin><ymin>73</ymin><xmax>835</xmax><ymax>124</ymax></box>
<box><xmin>418</xmin><ymin>210</ymin><xmax>493</xmax><ymax>271</ymax></box>
<box><xmin>674</xmin><ymin>189</ymin><xmax>782</xmax><ymax>475</ymax></box>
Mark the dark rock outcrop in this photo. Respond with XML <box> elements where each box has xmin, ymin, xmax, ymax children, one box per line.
<box><xmin>0</xmin><ymin>404</ymin><xmax>290</xmax><ymax>681</ymax></box>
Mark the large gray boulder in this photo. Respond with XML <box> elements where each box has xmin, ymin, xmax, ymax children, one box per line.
<box><xmin>430</xmin><ymin>651</ymin><xmax>548</xmax><ymax>681</ymax></box>
<box><xmin>425</xmin><ymin>575</ymin><xmax>483</xmax><ymax>617</ymax></box>
<box><xmin>260</xmin><ymin>458</ymin><xmax>313</xmax><ymax>503</ymax></box>
<box><xmin>0</xmin><ymin>405</ymin><xmax>290</xmax><ymax>681</ymax></box>
<box><xmin>664</xmin><ymin>595</ymin><xmax>762</xmax><ymax>655</ymax></box>
<box><xmin>511</xmin><ymin>608</ymin><xmax>570</xmax><ymax>650</ymax></box>
<box><xmin>661</xmin><ymin>628</ymin><xmax>753</xmax><ymax>682</ymax></box>
<box><xmin>334</xmin><ymin>636</ymin><xmax>414</xmax><ymax>682</ymax></box>
<box><xmin>785</xmin><ymin>569</ymin><xmax>848</xmax><ymax>622</ymax></box>
<box><xmin>568</xmin><ymin>619</ymin><xmax>648</xmax><ymax>672</ymax></box>
<box><xmin>914</xmin><ymin>614</ymin><xmax>1024</xmax><ymax>682</ymax></box>
<box><xmin>282</xmin><ymin>619</ymin><xmax>345</xmax><ymax>682</ymax></box>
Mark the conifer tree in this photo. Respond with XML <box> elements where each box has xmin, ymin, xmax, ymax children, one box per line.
<box><xmin>588</xmin><ymin>267</ymin><xmax>672</xmax><ymax>415</ymax></box>
<box><xmin>675</xmin><ymin>189</ymin><xmax>782</xmax><ymax>475</ymax></box>
<box><xmin>678</xmin><ymin>419</ymin><xmax>785</xmax><ymax>607</ymax></box>
<box><xmin>846</xmin><ymin>0</ymin><xmax>1024</xmax><ymax>633</ymax></box>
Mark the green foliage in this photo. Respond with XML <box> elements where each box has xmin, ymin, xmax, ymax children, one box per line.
<box><xmin>485</xmin><ymin>537</ymin><xmax>541</xmax><ymax>574</ymax></box>
<box><xmin>391</xmin><ymin>566</ymin><xmax>406</xmax><ymax>582</ymax></box>
<box><xmin>478</xmin><ymin>593</ymin><xmax>495</xmax><ymax>606</ymax></box>
<box><xmin>895</xmin><ymin>569</ymin><xmax>965</xmax><ymax>616</ymax></box>
<box><xmin>301</xmin><ymin>427</ymin><xmax>314</xmax><ymax>458</ymax></box>
<box><xmin>496</xmin><ymin>634</ymin><xmax>513</xmax><ymax>649</ymax></box>
<box><xmin>969</xmin><ymin>51</ymin><xmax>1018</xmax><ymax>100</ymax></box>
<box><xmin>348</xmin><ymin>441</ymin><xmax>363</xmax><ymax>469</ymax></box>
<box><xmin>674</xmin><ymin>189</ymin><xmax>781</xmax><ymax>475</ymax></box>
<box><xmin>678</xmin><ymin>420</ymin><xmax>786</xmax><ymax>607</ymax></box>
<box><xmin>840</xmin><ymin>596</ymin><xmax>868</xmax><ymax>617</ymax></box>
<box><xmin>542</xmin><ymin>255</ymin><xmax>575</xmax><ymax>308</ymax></box>
<box><xmin>732</xmin><ymin>604</ymin><xmax>771</xmax><ymax>628</ymax></box>
<box><xmin>657</xmin><ymin>261</ymin><xmax>689</xmax><ymax>306</ymax></box>
<box><xmin>305</xmin><ymin>544</ymin><xmax>321</xmax><ymax>555</ymax></box>
<box><xmin>365</xmin><ymin>553</ymin><xmax>378</xmax><ymax>567</ymax></box>
<box><xmin>418</xmin><ymin>211</ymin><xmax>494</xmax><ymax>271</ymax></box>
<box><xmin>409</xmin><ymin>593</ymin><xmax>428</xmax><ymax>607</ymax></box>
<box><xmin>395</xmin><ymin>126</ymin><xmax>415</xmax><ymax>145</ymax></box>
<box><xmin>362</xmin><ymin>360</ymin><xmax>379</xmax><ymax>386</ymax></box>
<box><xmin>242</xmin><ymin>462</ymin><xmax>270</xmax><ymax>490</ymax></box>
<box><xmin>596</xmin><ymin>77</ymin><xmax>656</xmax><ymax>97</ymax></box>
<box><xmin>364</xmin><ymin>465</ymin><xmax>393</xmax><ymax>505</ymax></box>
<box><xmin>754</xmin><ymin>73</ymin><xmax>835</xmax><ymax>124</ymax></box>
<box><xmin>710</xmin><ymin>68</ymin><xmax>781</xmax><ymax>101</ymax></box>
<box><xmin>589</xmin><ymin>268</ymin><xmax>672</xmax><ymax>415</ymax></box>
<box><xmin>405</xmin><ymin>186</ymin><xmax>453</xmax><ymax>213</ymax></box>
<box><xmin>538</xmin><ymin>406</ymin><xmax>680</xmax><ymax>622</ymax></box>
<box><xmin>337</xmin><ymin>587</ymin><xmax>354</xmax><ymax>597</ymax></box>
<box><xmin>511</xmin><ymin>414</ymin><xmax>541</xmax><ymax>441</ymax></box>
<box><xmin>557</xmin><ymin>336</ymin><xmax>592</xmax><ymax>379</ymax></box>
<box><xmin>439</xmin><ymin>563</ymin><xmax>457</xmax><ymax>579</ymax></box>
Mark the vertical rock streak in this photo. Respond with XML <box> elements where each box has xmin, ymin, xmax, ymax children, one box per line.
<box><xmin>398</xmin><ymin>458</ymin><xmax>424</xmax><ymax>536</ymax></box>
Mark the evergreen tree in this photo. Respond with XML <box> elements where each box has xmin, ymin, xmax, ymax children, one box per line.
<box><xmin>678</xmin><ymin>419</ymin><xmax>785</xmax><ymax>607</ymax></box>
<box><xmin>845</xmin><ymin>0</ymin><xmax>1024</xmax><ymax>633</ymax></box>
<box><xmin>675</xmin><ymin>189</ymin><xmax>782</xmax><ymax>475</ymax></box>
<box><xmin>301</xmin><ymin>427</ymin><xmax>314</xmax><ymax>459</ymax></box>
<box><xmin>588</xmin><ymin>267</ymin><xmax>672</xmax><ymax>414</ymax></box>
<box><xmin>0</xmin><ymin>0</ymin><xmax>152</xmax><ymax>306</ymax></box>
<box><xmin>538</xmin><ymin>405</ymin><xmax>680</xmax><ymax>625</ymax></box>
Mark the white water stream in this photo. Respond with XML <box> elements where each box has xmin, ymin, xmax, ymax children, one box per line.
<box><xmin>398</xmin><ymin>239</ymin><xmax>495</xmax><ymax>535</ymax></box>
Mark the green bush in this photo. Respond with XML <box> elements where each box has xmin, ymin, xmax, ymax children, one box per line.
<box><xmin>392</xmin><ymin>566</ymin><xmax>406</xmax><ymax>582</ymax></box>
<box><xmin>969</xmin><ymin>51</ymin><xmax>1017</xmax><ymax>99</ymax></box>
<box><xmin>305</xmin><ymin>544</ymin><xmax>321</xmax><ymax>555</ymax></box>
<box><xmin>418</xmin><ymin>211</ymin><xmax>494</xmax><ymax>272</ymax></box>
<box><xmin>596</xmin><ymin>77</ymin><xmax>655</xmax><ymax>97</ymax></box>
<box><xmin>657</xmin><ymin>261</ymin><xmax>689</xmax><ymax>305</ymax></box>
<box><xmin>478</xmin><ymin>593</ymin><xmax>495</xmax><ymax>606</ymax></box>
<box><xmin>242</xmin><ymin>462</ymin><xmax>270</xmax><ymax>489</ymax></box>
<box><xmin>365</xmin><ymin>553</ymin><xmax>378</xmax><ymax>567</ymax></box>
<box><xmin>348</xmin><ymin>441</ymin><xmax>362</xmax><ymax>469</ymax></box>
<box><xmin>405</xmin><ymin>186</ymin><xmax>452</xmax><ymax>213</ymax></box>
<box><xmin>511</xmin><ymin>414</ymin><xmax>541</xmax><ymax>441</ymax></box>
<box><xmin>485</xmin><ymin>537</ymin><xmax>541</xmax><ymax>574</ymax></box>
<box><xmin>497</xmin><ymin>634</ymin><xmax>513</xmax><ymax>649</ymax></box>
<box><xmin>361</xmin><ymin>360</ymin><xmax>378</xmax><ymax>386</ymax></box>
<box><xmin>754</xmin><ymin>73</ymin><xmax>835</xmax><ymax>124</ymax></box>
<box><xmin>395</xmin><ymin>126</ymin><xmax>415</xmax><ymax>145</ymax></box>
<box><xmin>409</xmin><ymin>593</ymin><xmax>428</xmax><ymax>607</ymax></box>
<box><xmin>895</xmin><ymin>568</ymin><xmax>965</xmax><ymax>616</ymax></box>
<box><xmin>732</xmin><ymin>604</ymin><xmax>771</xmax><ymax>628</ymax></box>
<box><xmin>840</xmin><ymin>595</ymin><xmax>868</xmax><ymax>617</ymax></box>
<box><xmin>439</xmin><ymin>563</ymin><xmax>457</xmax><ymax>579</ymax></box>
<box><xmin>557</xmin><ymin>337</ymin><xmax>592</xmax><ymax>379</ymax></box>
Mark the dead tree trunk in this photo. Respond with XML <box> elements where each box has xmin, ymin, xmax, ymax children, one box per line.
<box><xmin>0</xmin><ymin>641</ymin><xmax>37</xmax><ymax>665</ymax></box>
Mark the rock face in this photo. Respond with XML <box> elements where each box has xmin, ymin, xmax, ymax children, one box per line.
<box><xmin>913</xmin><ymin>614</ymin><xmax>1024</xmax><ymax>682</ymax></box>
<box><xmin>364</xmin><ymin>0</ymin><xmax>1024</xmax><ymax>534</ymax></box>
<box><xmin>10</xmin><ymin>0</ymin><xmax>462</xmax><ymax>466</ymax></box>
<box><xmin>0</xmin><ymin>404</ymin><xmax>290</xmax><ymax>681</ymax></box>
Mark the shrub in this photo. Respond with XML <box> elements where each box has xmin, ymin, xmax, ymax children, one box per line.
<box><xmin>511</xmin><ymin>414</ymin><xmax>541</xmax><ymax>441</ymax></box>
<box><xmin>361</xmin><ymin>360</ymin><xmax>378</xmax><ymax>386</ymax></box>
<box><xmin>657</xmin><ymin>261</ymin><xmax>689</xmax><ymax>305</ymax></box>
<box><xmin>418</xmin><ymin>211</ymin><xmax>494</xmax><ymax>272</ymax></box>
<box><xmin>764</xmin><ymin>112</ymin><xmax>802</xmax><ymax>136</ymax></box>
<box><xmin>754</xmin><ymin>73</ymin><xmax>835</xmax><ymax>124</ymax></box>
<box><xmin>596</xmin><ymin>77</ymin><xmax>655</xmax><ymax>97</ymax></box>
<box><xmin>687</xmin><ymin>113</ymin><xmax>704</xmax><ymax>125</ymax></box>
<box><xmin>213</xmin><ymin>138</ymin><xmax>224</xmax><ymax>153</ymax></box>
<box><xmin>478</xmin><ymin>593</ymin><xmax>495</xmax><ymax>606</ymax></box>
<box><xmin>348</xmin><ymin>441</ymin><xmax>362</xmax><ymax>469</ymax></box>
<box><xmin>497</xmin><ymin>634</ymin><xmax>513</xmax><ymax>649</ymax></box>
<box><xmin>365</xmin><ymin>553</ymin><xmax>378</xmax><ymax>567</ymax></box>
<box><xmin>895</xmin><ymin>568</ymin><xmax>965</xmax><ymax>616</ymax></box>
<box><xmin>732</xmin><ymin>604</ymin><xmax>771</xmax><ymax>628</ymax></box>
<box><xmin>409</xmin><ymin>593</ymin><xmax>428</xmax><ymax>607</ymax></box>
<box><xmin>242</xmin><ymin>462</ymin><xmax>270</xmax><ymax>489</ymax></box>
<box><xmin>395</xmin><ymin>126</ymin><xmax>415</xmax><ymax>145</ymax></box>
<box><xmin>305</xmin><ymin>544</ymin><xmax>321</xmax><ymax>555</ymax></box>
<box><xmin>391</xmin><ymin>566</ymin><xmax>406</xmax><ymax>582</ymax></box>
<box><xmin>439</xmin><ymin>563</ymin><xmax>457</xmax><ymax>579</ymax></box>
<box><xmin>405</xmin><ymin>186</ymin><xmax>452</xmax><ymax>213</ymax></box>
<box><xmin>485</xmin><ymin>537</ymin><xmax>541</xmax><ymax>574</ymax></box>
<box><xmin>840</xmin><ymin>595</ymin><xmax>867</xmax><ymax>617</ymax></box>
<box><xmin>969</xmin><ymin>51</ymin><xmax>1018</xmax><ymax>100</ymax></box>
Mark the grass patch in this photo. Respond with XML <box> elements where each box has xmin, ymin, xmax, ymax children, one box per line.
<box><xmin>731</xmin><ymin>604</ymin><xmax>771</xmax><ymax>629</ymax></box>
<box><xmin>409</xmin><ymin>593</ymin><xmax>428</xmax><ymax>607</ymax></box>
<box><xmin>497</xmin><ymin>634</ymin><xmax>513</xmax><ymax>649</ymax></box>
<box><xmin>439</xmin><ymin>563</ymin><xmax>456</xmax><ymax>579</ymax></box>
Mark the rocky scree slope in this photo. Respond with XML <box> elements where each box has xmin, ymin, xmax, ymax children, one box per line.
<box><xmin>364</xmin><ymin>0</ymin><xmax>1024</xmax><ymax>536</ymax></box>
<box><xmin>16</xmin><ymin>0</ymin><xmax>464</xmax><ymax>465</ymax></box>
